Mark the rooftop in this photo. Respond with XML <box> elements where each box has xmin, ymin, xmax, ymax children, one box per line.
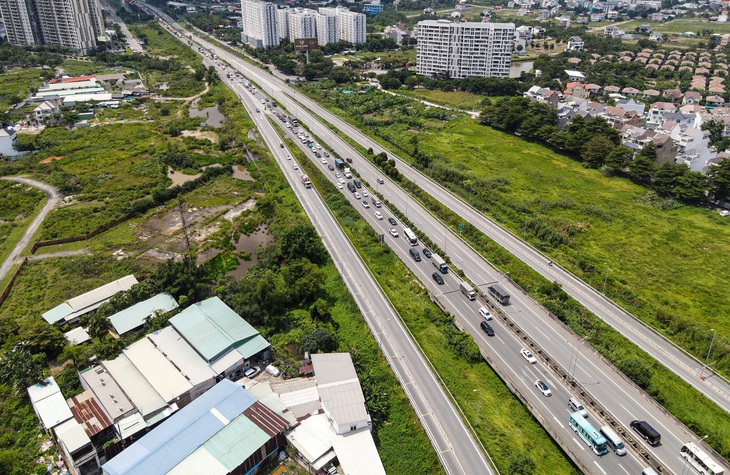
<box><xmin>108</xmin><ymin>293</ymin><xmax>178</xmax><ymax>335</ymax></box>
<box><xmin>312</xmin><ymin>353</ymin><xmax>368</xmax><ymax>428</ymax></box>
<box><xmin>43</xmin><ymin>275</ymin><xmax>138</xmax><ymax>325</ymax></box>
<box><xmin>27</xmin><ymin>377</ymin><xmax>74</xmax><ymax>430</ymax></box>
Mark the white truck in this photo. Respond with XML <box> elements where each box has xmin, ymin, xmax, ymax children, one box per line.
<box><xmin>301</xmin><ymin>174</ymin><xmax>312</xmax><ymax>188</ymax></box>
<box><xmin>460</xmin><ymin>281</ymin><xmax>476</xmax><ymax>301</ymax></box>
<box><xmin>343</xmin><ymin>167</ymin><xmax>353</xmax><ymax>179</ymax></box>
<box><xmin>432</xmin><ymin>253</ymin><xmax>448</xmax><ymax>274</ymax></box>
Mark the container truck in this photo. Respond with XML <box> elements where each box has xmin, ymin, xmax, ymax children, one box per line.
<box><xmin>432</xmin><ymin>254</ymin><xmax>448</xmax><ymax>274</ymax></box>
<box><xmin>335</xmin><ymin>159</ymin><xmax>345</xmax><ymax>170</ymax></box>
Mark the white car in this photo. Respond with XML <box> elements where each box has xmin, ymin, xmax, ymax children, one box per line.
<box><xmin>261</xmin><ymin>99</ymin><xmax>266</xmax><ymax>104</ymax></box>
<box><xmin>293</xmin><ymin>164</ymin><xmax>299</xmax><ymax>170</ymax></box>
<box><xmin>535</xmin><ymin>380</ymin><xmax>552</xmax><ymax>397</ymax></box>
<box><xmin>337</xmin><ymin>183</ymin><xmax>343</xmax><ymax>189</ymax></box>
<box><xmin>362</xmin><ymin>201</ymin><xmax>370</xmax><ymax>209</ymax></box>
<box><xmin>362</xmin><ymin>190</ymin><xmax>369</xmax><ymax>197</ymax></box>
<box><xmin>338</xmin><ymin>178</ymin><xmax>345</xmax><ymax>184</ymax></box>
<box><xmin>244</xmin><ymin>366</ymin><xmax>261</xmax><ymax>378</ymax></box>
<box><xmin>286</xmin><ymin>154</ymin><xmax>292</xmax><ymax>160</ymax></box>
<box><xmin>521</xmin><ymin>348</ymin><xmax>537</xmax><ymax>364</ymax></box>
<box><xmin>374</xmin><ymin>211</ymin><xmax>383</xmax><ymax>220</ymax></box>
<box><xmin>354</xmin><ymin>192</ymin><xmax>361</xmax><ymax>199</ymax></box>
<box><xmin>389</xmin><ymin>228</ymin><xmax>399</xmax><ymax>237</ymax></box>
<box><xmin>321</xmin><ymin>158</ymin><xmax>328</xmax><ymax>164</ymax></box>
<box><xmin>336</xmin><ymin>173</ymin><xmax>341</xmax><ymax>178</ymax></box>
<box><xmin>478</xmin><ymin>307</ymin><xmax>492</xmax><ymax>320</ymax></box>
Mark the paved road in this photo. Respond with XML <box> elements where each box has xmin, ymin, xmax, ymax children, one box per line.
<box><xmin>0</xmin><ymin>177</ymin><xmax>60</xmax><ymax>282</ymax></box>
<box><xmin>195</xmin><ymin>57</ymin><xmax>728</xmax><ymax>474</ymax></box>
<box><xmin>208</xmin><ymin>59</ymin><xmax>494</xmax><ymax>475</ymax></box>
<box><xmin>226</xmin><ymin>59</ymin><xmax>730</xmax><ymax>417</ymax></box>
<box><xmin>101</xmin><ymin>0</ymin><xmax>144</xmax><ymax>53</ymax></box>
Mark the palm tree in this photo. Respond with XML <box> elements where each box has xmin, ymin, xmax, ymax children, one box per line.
<box><xmin>0</xmin><ymin>343</ymin><xmax>44</xmax><ymax>394</ymax></box>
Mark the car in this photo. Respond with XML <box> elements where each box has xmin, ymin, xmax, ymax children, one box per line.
<box><xmin>324</xmin><ymin>151</ymin><xmax>330</xmax><ymax>157</ymax></box>
<box><xmin>316</xmin><ymin>145</ymin><xmax>322</xmax><ymax>150</ymax></box>
<box><xmin>480</xmin><ymin>321</ymin><xmax>494</xmax><ymax>336</ymax></box>
<box><xmin>322</xmin><ymin>158</ymin><xmax>328</xmax><ymax>164</ymax></box>
<box><xmin>354</xmin><ymin>192</ymin><xmax>361</xmax><ymax>199</ymax></box>
<box><xmin>362</xmin><ymin>190</ymin><xmax>369</xmax><ymax>197</ymax></box>
<box><xmin>377</xmin><ymin>178</ymin><xmax>384</xmax><ymax>184</ymax></box>
<box><xmin>389</xmin><ymin>228</ymin><xmax>399</xmax><ymax>237</ymax></box>
<box><xmin>373</xmin><ymin>200</ymin><xmax>382</xmax><ymax>208</ymax></box>
<box><xmin>255</xmin><ymin>108</ymin><xmax>260</xmax><ymax>113</ymax></box>
<box><xmin>362</xmin><ymin>201</ymin><xmax>370</xmax><ymax>209</ymax></box>
<box><xmin>521</xmin><ymin>348</ymin><xmax>537</xmax><ymax>364</ymax></box>
<box><xmin>432</xmin><ymin>272</ymin><xmax>444</xmax><ymax>285</ymax></box>
<box><xmin>286</xmin><ymin>154</ymin><xmax>291</xmax><ymax>160</ymax></box>
<box><xmin>478</xmin><ymin>307</ymin><xmax>492</xmax><ymax>320</ymax></box>
<box><xmin>409</xmin><ymin>248</ymin><xmax>421</xmax><ymax>261</ymax></box>
<box><xmin>261</xmin><ymin>99</ymin><xmax>266</xmax><ymax>104</ymax></box>
<box><xmin>328</xmin><ymin>164</ymin><xmax>334</xmax><ymax>171</ymax></box>
<box><xmin>335</xmin><ymin>172</ymin><xmax>341</xmax><ymax>178</ymax></box>
<box><xmin>293</xmin><ymin>164</ymin><xmax>299</xmax><ymax>170</ymax></box>
<box><xmin>244</xmin><ymin>366</ymin><xmax>261</xmax><ymax>378</ymax></box>
<box><xmin>337</xmin><ymin>183</ymin><xmax>343</xmax><ymax>189</ymax></box>
<box><xmin>388</xmin><ymin>217</ymin><xmax>397</xmax><ymax>226</ymax></box>
<box><xmin>374</xmin><ymin>211</ymin><xmax>383</xmax><ymax>220</ymax></box>
<box><xmin>279</xmin><ymin>142</ymin><xmax>284</xmax><ymax>148</ymax></box>
<box><xmin>346</xmin><ymin>157</ymin><xmax>353</xmax><ymax>163</ymax></box>
<box><xmin>338</xmin><ymin>178</ymin><xmax>345</xmax><ymax>184</ymax></box>
<box><xmin>535</xmin><ymin>379</ymin><xmax>552</xmax><ymax>396</ymax></box>
<box><xmin>422</xmin><ymin>247</ymin><xmax>432</xmax><ymax>258</ymax></box>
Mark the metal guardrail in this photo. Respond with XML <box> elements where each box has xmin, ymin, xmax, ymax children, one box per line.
<box><xmin>476</xmin><ymin>290</ymin><xmax>667</xmax><ymax>474</ymax></box>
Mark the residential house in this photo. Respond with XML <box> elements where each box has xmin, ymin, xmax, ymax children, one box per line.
<box><xmin>585</xmin><ymin>83</ymin><xmax>602</xmax><ymax>95</ymax></box>
<box><xmin>524</xmin><ymin>86</ymin><xmax>560</xmax><ymax>108</ymax></box>
<box><xmin>683</xmin><ymin>91</ymin><xmax>703</xmax><ymax>104</ymax></box>
<box><xmin>663</xmin><ymin>88</ymin><xmax>684</xmax><ymax>104</ymax></box>
<box><xmin>564</xmin><ymin>82</ymin><xmax>587</xmax><ymax>98</ymax></box>
<box><xmin>602</xmin><ymin>106</ymin><xmax>643</xmax><ymax>127</ymax></box>
<box><xmin>707</xmin><ymin>95</ymin><xmax>726</xmax><ymax>107</ymax></box>
<box><xmin>557</xmin><ymin>16</ymin><xmax>571</xmax><ymax>27</ymax></box>
<box><xmin>0</xmin><ymin>128</ymin><xmax>20</xmax><ymax>157</ymax></box>
<box><xmin>642</xmin><ymin>89</ymin><xmax>661</xmax><ymax>99</ymax></box>
<box><xmin>604</xmin><ymin>85</ymin><xmax>621</xmax><ymax>94</ymax></box>
<box><xmin>646</xmin><ymin>101</ymin><xmax>678</xmax><ymax>129</ymax></box>
<box><xmin>564</xmin><ymin>70</ymin><xmax>585</xmax><ymax>82</ymax></box>
<box><xmin>621</xmin><ymin>87</ymin><xmax>640</xmax><ymax>97</ymax></box>
<box><xmin>33</xmin><ymin>100</ymin><xmax>59</xmax><ymax>121</ymax></box>
<box><xmin>566</xmin><ymin>36</ymin><xmax>584</xmax><ymax>51</ymax></box>
<box><xmin>616</xmin><ymin>98</ymin><xmax>646</xmax><ymax>116</ymax></box>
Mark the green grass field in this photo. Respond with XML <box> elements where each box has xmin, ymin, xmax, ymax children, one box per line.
<box><xmin>397</xmin><ymin>89</ymin><xmax>486</xmax><ymax>110</ymax></box>
<box><xmin>620</xmin><ymin>18</ymin><xmax>730</xmax><ymax>35</ymax></box>
<box><xmin>0</xmin><ymin>68</ymin><xmax>45</xmax><ymax>111</ymax></box>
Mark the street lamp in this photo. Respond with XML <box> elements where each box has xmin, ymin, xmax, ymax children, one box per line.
<box><xmin>602</xmin><ymin>263</ymin><xmax>610</xmax><ymax>294</ymax></box>
<box><xmin>473</xmin><ymin>389</ymin><xmax>482</xmax><ymax>427</ymax></box>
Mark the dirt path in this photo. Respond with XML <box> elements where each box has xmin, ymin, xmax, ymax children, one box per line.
<box><xmin>0</xmin><ymin>176</ymin><xmax>60</xmax><ymax>282</ymax></box>
<box><xmin>28</xmin><ymin>249</ymin><xmax>91</xmax><ymax>260</ymax></box>
<box><xmin>152</xmin><ymin>81</ymin><xmax>211</xmax><ymax>119</ymax></box>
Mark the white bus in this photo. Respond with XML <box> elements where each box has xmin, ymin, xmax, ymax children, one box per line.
<box><xmin>680</xmin><ymin>442</ymin><xmax>724</xmax><ymax>475</ymax></box>
<box><xmin>403</xmin><ymin>227</ymin><xmax>418</xmax><ymax>246</ymax></box>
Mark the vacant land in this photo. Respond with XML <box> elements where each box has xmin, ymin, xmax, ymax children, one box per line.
<box><xmin>397</xmin><ymin>89</ymin><xmax>485</xmax><ymax>110</ymax></box>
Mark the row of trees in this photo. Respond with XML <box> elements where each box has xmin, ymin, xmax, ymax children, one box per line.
<box><xmin>482</xmin><ymin>97</ymin><xmax>730</xmax><ymax>203</ymax></box>
<box><xmin>376</xmin><ymin>67</ymin><xmax>523</xmax><ymax>96</ymax></box>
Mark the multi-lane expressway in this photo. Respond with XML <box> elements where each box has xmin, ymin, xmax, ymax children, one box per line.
<box><xmin>138</xmin><ymin>6</ymin><xmax>730</xmax><ymax>474</ymax></box>
<box><xmin>206</xmin><ymin>56</ymin><xmax>493</xmax><ymax>475</ymax></box>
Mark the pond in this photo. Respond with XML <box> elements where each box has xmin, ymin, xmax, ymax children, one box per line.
<box><xmin>510</xmin><ymin>60</ymin><xmax>534</xmax><ymax>78</ymax></box>
<box><xmin>189</xmin><ymin>98</ymin><xmax>225</xmax><ymax>128</ymax></box>
<box><xmin>229</xmin><ymin>226</ymin><xmax>272</xmax><ymax>279</ymax></box>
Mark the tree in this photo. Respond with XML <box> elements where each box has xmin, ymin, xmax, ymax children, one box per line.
<box><xmin>701</xmin><ymin>119</ymin><xmax>725</xmax><ymax>144</ymax></box>
<box><xmin>278</xmin><ymin>224</ymin><xmax>328</xmax><ymax>265</ymax></box>
<box><xmin>309</xmin><ymin>298</ymin><xmax>331</xmax><ymax>322</ymax></box>
<box><xmin>300</xmin><ymin>327</ymin><xmax>338</xmax><ymax>354</ymax></box>
<box><xmin>328</xmin><ymin>66</ymin><xmax>352</xmax><ymax>84</ymax></box>
<box><xmin>0</xmin><ymin>344</ymin><xmax>44</xmax><ymax>394</ymax></box>
<box><xmin>619</xmin><ymin>356</ymin><xmax>653</xmax><ymax>389</ymax></box>
<box><xmin>282</xmin><ymin>258</ymin><xmax>326</xmax><ymax>306</ymax></box>
<box><xmin>147</xmin><ymin>257</ymin><xmax>210</xmax><ymax>303</ymax></box>
<box><xmin>709</xmin><ymin>157</ymin><xmax>730</xmax><ymax>200</ymax></box>
<box><xmin>629</xmin><ymin>155</ymin><xmax>656</xmax><ymax>183</ymax></box>
<box><xmin>604</xmin><ymin>145</ymin><xmax>633</xmax><ymax>173</ymax></box>
<box><xmin>87</xmin><ymin>313</ymin><xmax>111</xmax><ymax>342</ymax></box>
<box><xmin>581</xmin><ymin>135</ymin><xmax>615</xmax><ymax>168</ymax></box>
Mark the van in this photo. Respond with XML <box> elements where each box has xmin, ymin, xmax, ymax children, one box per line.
<box><xmin>641</xmin><ymin>468</ymin><xmax>659</xmax><ymax>475</ymax></box>
<box><xmin>265</xmin><ymin>365</ymin><xmax>281</xmax><ymax>377</ymax></box>
<box><xmin>480</xmin><ymin>321</ymin><xmax>494</xmax><ymax>336</ymax></box>
<box><xmin>353</xmin><ymin>179</ymin><xmax>362</xmax><ymax>188</ymax></box>
<box><xmin>478</xmin><ymin>307</ymin><xmax>492</xmax><ymax>321</ymax></box>
<box><xmin>599</xmin><ymin>426</ymin><xmax>627</xmax><ymax>456</ymax></box>
<box><xmin>409</xmin><ymin>248</ymin><xmax>421</xmax><ymax>262</ymax></box>
<box><xmin>347</xmin><ymin>182</ymin><xmax>356</xmax><ymax>193</ymax></box>
<box><xmin>630</xmin><ymin>420</ymin><xmax>661</xmax><ymax>446</ymax></box>
<box><xmin>373</xmin><ymin>200</ymin><xmax>382</xmax><ymax>208</ymax></box>
<box><xmin>568</xmin><ymin>397</ymin><xmax>589</xmax><ymax>418</ymax></box>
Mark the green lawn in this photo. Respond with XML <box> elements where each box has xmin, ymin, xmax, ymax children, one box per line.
<box><xmin>398</xmin><ymin>89</ymin><xmax>486</xmax><ymax>110</ymax></box>
<box><xmin>620</xmin><ymin>18</ymin><xmax>730</xmax><ymax>35</ymax></box>
<box><xmin>0</xmin><ymin>68</ymin><xmax>45</xmax><ymax>111</ymax></box>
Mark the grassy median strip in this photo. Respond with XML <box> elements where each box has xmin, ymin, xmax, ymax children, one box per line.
<box><xmin>297</xmin><ymin>146</ymin><xmax>578</xmax><ymax>475</ymax></box>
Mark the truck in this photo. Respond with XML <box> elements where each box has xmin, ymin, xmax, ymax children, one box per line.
<box><xmin>335</xmin><ymin>158</ymin><xmax>345</xmax><ymax>170</ymax></box>
<box><xmin>432</xmin><ymin>253</ymin><xmax>448</xmax><ymax>274</ymax></box>
<box><xmin>343</xmin><ymin>168</ymin><xmax>353</xmax><ymax>179</ymax></box>
<box><xmin>460</xmin><ymin>282</ymin><xmax>476</xmax><ymax>301</ymax></box>
<box><xmin>300</xmin><ymin>174</ymin><xmax>312</xmax><ymax>188</ymax></box>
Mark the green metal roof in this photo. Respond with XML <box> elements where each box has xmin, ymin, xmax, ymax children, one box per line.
<box><xmin>170</xmin><ymin>297</ymin><xmax>268</xmax><ymax>362</ymax></box>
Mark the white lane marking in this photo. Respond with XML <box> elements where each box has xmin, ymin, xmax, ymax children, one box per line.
<box><xmin>618</xmin><ymin>464</ymin><xmax>630</xmax><ymax>475</ymax></box>
<box><xmin>553</xmin><ymin>415</ymin><xmax>565</xmax><ymax>429</ymax></box>
<box><xmin>573</xmin><ymin>437</ymin><xmax>586</xmax><ymax>451</ymax></box>
<box><xmin>619</xmin><ymin>404</ymin><xmax>636</xmax><ymax>420</ymax></box>
<box><xmin>593</xmin><ymin>461</ymin><xmax>607</xmax><ymax>475</ymax></box>
<box><xmin>496</xmin><ymin>335</ymin><xmax>506</xmax><ymax>345</ymax></box>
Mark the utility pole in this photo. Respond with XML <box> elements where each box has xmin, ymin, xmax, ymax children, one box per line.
<box><xmin>178</xmin><ymin>198</ymin><xmax>194</xmax><ymax>263</ymax></box>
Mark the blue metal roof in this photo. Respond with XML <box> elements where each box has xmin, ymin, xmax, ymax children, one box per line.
<box><xmin>102</xmin><ymin>380</ymin><xmax>255</xmax><ymax>475</ymax></box>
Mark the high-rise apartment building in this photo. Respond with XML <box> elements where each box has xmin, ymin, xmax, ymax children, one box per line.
<box><xmin>241</xmin><ymin>0</ymin><xmax>279</xmax><ymax>48</ymax></box>
<box><xmin>415</xmin><ymin>20</ymin><xmax>514</xmax><ymax>78</ymax></box>
<box><xmin>277</xmin><ymin>7</ymin><xmax>289</xmax><ymax>40</ymax></box>
<box><xmin>288</xmin><ymin>8</ymin><xmax>316</xmax><ymax>40</ymax></box>
<box><xmin>0</xmin><ymin>0</ymin><xmax>104</xmax><ymax>54</ymax></box>
<box><xmin>315</xmin><ymin>12</ymin><xmax>337</xmax><ymax>46</ymax></box>
<box><xmin>319</xmin><ymin>6</ymin><xmax>365</xmax><ymax>45</ymax></box>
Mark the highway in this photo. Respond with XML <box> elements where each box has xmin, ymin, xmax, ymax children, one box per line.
<box><xmin>138</xmin><ymin>6</ymin><xmax>730</xmax><ymax>474</ymax></box>
<box><xmin>206</xmin><ymin>57</ymin><xmax>493</xmax><ymax>475</ymax></box>
<box><xmin>207</xmin><ymin>46</ymin><xmax>730</xmax><ymax>418</ymax></box>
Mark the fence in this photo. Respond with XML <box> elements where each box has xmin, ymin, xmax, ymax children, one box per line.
<box><xmin>0</xmin><ymin>257</ymin><xmax>28</xmax><ymax>306</ymax></box>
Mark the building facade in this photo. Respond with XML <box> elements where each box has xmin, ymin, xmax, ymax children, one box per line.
<box><xmin>416</xmin><ymin>20</ymin><xmax>515</xmax><ymax>78</ymax></box>
<box><xmin>288</xmin><ymin>8</ymin><xmax>317</xmax><ymax>40</ymax></box>
<box><xmin>320</xmin><ymin>6</ymin><xmax>365</xmax><ymax>44</ymax></box>
<box><xmin>0</xmin><ymin>0</ymin><xmax>104</xmax><ymax>54</ymax></box>
<box><xmin>277</xmin><ymin>7</ymin><xmax>289</xmax><ymax>40</ymax></box>
<box><xmin>315</xmin><ymin>12</ymin><xmax>338</xmax><ymax>46</ymax></box>
<box><xmin>241</xmin><ymin>0</ymin><xmax>279</xmax><ymax>48</ymax></box>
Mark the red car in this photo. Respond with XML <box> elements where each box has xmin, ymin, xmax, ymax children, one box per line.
<box><xmin>346</xmin><ymin>157</ymin><xmax>353</xmax><ymax>163</ymax></box>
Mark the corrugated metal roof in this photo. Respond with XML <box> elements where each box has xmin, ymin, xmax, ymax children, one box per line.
<box><xmin>285</xmin><ymin>413</ymin><xmax>334</xmax><ymax>464</ymax></box>
<box><xmin>123</xmin><ymin>339</ymin><xmax>192</xmax><ymax>403</ymax></box>
<box><xmin>115</xmin><ymin>412</ymin><xmax>146</xmax><ymax>440</ymax></box>
<box><xmin>79</xmin><ymin>365</ymin><xmax>135</xmax><ymax>421</ymax></box>
<box><xmin>102</xmin><ymin>380</ymin><xmax>256</xmax><ymax>475</ymax></box>
<box><xmin>27</xmin><ymin>377</ymin><xmax>73</xmax><ymax>430</ymax></box>
<box><xmin>330</xmin><ymin>428</ymin><xmax>386</xmax><ymax>475</ymax></box>
<box><xmin>311</xmin><ymin>353</ymin><xmax>358</xmax><ymax>386</ymax></box>
<box><xmin>318</xmin><ymin>382</ymin><xmax>368</xmax><ymax>427</ymax></box>
<box><xmin>55</xmin><ymin>418</ymin><xmax>92</xmax><ymax>454</ymax></box>
<box><xmin>108</xmin><ymin>293</ymin><xmax>178</xmax><ymax>335</ymax></box>
<box><xmin>64</xmin><ymin>326</ymin><xmax>90</xmax><ymax>345</ymax></box>
<box><xmin>68</xmin><ymin>390</ymin><xmax>113</xmax><ymax>437</ymax></box>
<box><xmin>243</xmin><ymin>401</ymin><xmax>289</xmax><ymax>437</ymax></box>
<box><xmin>170</xmin><ymin>297</ymin><xmax>268</xmax><ymax>363</ymax></box>
<box><xmin>146</xmin><ymin>327</ymin><xmax>216</xmax><ymax>385</ymax></box>
<box><xmin>104</xmin><ymin>355</ymin><xmax>166</xmax><ymax>417</ymax></box>
<box><xmin>42</xmin><ymin>275</ymin><xmax>138</xmax><ymax>324</ymax></box>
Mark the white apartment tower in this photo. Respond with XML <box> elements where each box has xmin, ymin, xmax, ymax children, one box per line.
<box><xmin>0</xmin><ymin>0</ymin><xmax>104</xmax><ymax>54</ymax></box>
<box><xmin>319</xmin><ymin>6</ymin><xmax>365</xmax><ymax>45</ymax></box>
<box><xmin>277</xmin><ymin>7</ymin><xmax>289</xmax><ymax>40</ymax></box>
<box><xmin>288</xmin><ymin>8</ymin><xmax>317</xmax><ymax>40</ymax></box>
<box><xmin>416</xmin><ymin>20</ymin><xmax>515</xmax><ymax>78</ymax></box>
<box><xmin>316</xmin><ymin>12</ymin><xmax>338</xmax><ymax>46</ymax></box>
<box><xmin>241</xmin><ymin>0</ymin><xmax>279</xmax><ymax>48</ymax></box>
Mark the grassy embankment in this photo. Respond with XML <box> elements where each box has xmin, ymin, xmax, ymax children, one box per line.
<box><xmin>295</xmin><ymin>87</ymin><xmax>730</xmax><ymax>458</ymax></box>
<box><xmin>289</xmin><ymin>128</ymin><xmax>578</xmax><ymax>475</ymax></box>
